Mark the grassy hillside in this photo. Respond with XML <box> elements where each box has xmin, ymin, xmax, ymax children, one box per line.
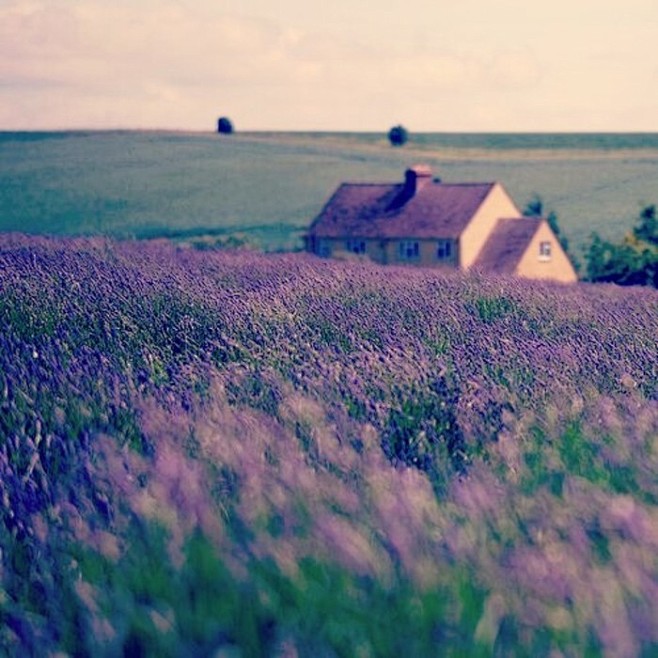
<box><xmin>1</xmin><ymin>235</ymin><xmax>657</xmax><ymax>656</ymax></box>
<box><xmin>3</xmin><ymin>131</ymin><xmax>658</xmax><ymax>254</ymax></box>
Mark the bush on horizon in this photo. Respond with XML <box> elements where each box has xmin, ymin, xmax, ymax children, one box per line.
<box><xmin>217</xmin><ymin>116</ymin><xmax>234</xmax><ymax>134</ymax></box>
<box><xmin>387</xmin><ymin>124</ymin><xmax>408</xmax><ymax>147</ymax></box>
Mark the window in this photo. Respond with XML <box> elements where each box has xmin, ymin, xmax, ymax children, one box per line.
<box><xmin>346</xmin><ymin>239</ymin><xmax>367</xmax><ymax>255</ymax></box>
<box><xmin>399</xmin><ymin>240</ymin><xmax>420</xmax><ymax>260</ymax></box>
<box><xmin>319</xmin><ymin>241</ymin><xmax>331</xmax><ymax>258</ymax></box>
<box><xmin>436</xmin><ymin>239</ymin><xmax>452</xmax><ymax>260</ymax></box>
<box><xmin>539</xmin><ymin>241</ymin><xmax>552</xmax><ymax>261</ymax></box>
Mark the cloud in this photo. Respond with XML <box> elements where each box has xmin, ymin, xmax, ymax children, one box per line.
<box><xmin>0</xmin><ymin>1</ymin><xmax>299</xmax><ymax>126</ymax></box>
<box><xmin>487</xmin><ymin>50</ymin><xmax>542</xmax><ymax>89</ymax></box>
<box><xmin>0</xmin><ymin>0</ymin><xmax>598</xmax><ymax>130</ymax></box>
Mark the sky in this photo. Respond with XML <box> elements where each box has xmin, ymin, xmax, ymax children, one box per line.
<box><xmin>2</xmin><ymin>0</ymin><xmax>658</xmax><ymax>132</ymax></box>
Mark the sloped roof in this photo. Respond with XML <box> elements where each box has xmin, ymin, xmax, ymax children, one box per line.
<box><xmin>308</xmin><ymin>180</ymin><xmax>497</xmax><ymax>239</ymax></box>
<box><xmin>473</xmin><ymin>217</ymin><xmax>542</xmax><ymax>274</ymax></box>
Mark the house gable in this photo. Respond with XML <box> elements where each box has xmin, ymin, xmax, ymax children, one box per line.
<box><xmin>459</xmin><ymin>184</ymin><xmax>521</xmax><ymax>269</ymax></box>
<box><xmin>515</xmin><ymin>220</ymin><xmax>578</xmax><ymax>282</ymax></box>
<box><xmin>474</xmin><ymin>217</ymin><xmax>578</xmax><ymax>283</ymax></box>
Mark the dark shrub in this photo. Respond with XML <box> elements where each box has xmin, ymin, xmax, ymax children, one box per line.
<box><xmin>388</xmin><ymin>125</ymin><xmax>408</xmax><ymax>147</ymax></box>
<box><xmin>217</xmin><ymin>117</ymin><xmax>234</xmax><ymax>135</ymax></box>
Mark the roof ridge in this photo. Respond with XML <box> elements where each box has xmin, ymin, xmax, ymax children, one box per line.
<box><xmin>339</xmin><ymin>182</ymin><xmax>400</xmax><ymax>187</ymax></box>
<box><xmin>339</xmin><ymin>181</ymin><xmax>496</xmax><ymax>187</ymax></box>
<box><xmin>437</xmin><ymin>181</ymin><xmax>496</xmax><ymax>187</ymax></box>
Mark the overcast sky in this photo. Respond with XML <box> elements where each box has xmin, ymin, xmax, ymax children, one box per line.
<box><xmin>2</xmin><ymin>0</ymin><xmax>658</xmax><ymax>132</ymax></box>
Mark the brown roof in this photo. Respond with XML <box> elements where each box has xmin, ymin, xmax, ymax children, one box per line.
<box><xmin>473</xmin><ymin>217</ymin><xmax>542</xmax><ymax>274</ymax></box>
<box><xmin>308</xmin><ymin>180</ymin><xmax>496</xmax><ymax>239</ymax></box>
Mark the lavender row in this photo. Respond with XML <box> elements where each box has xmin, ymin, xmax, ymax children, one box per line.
<box><xmin>1</xmin><ymin>234</ymin><xmax>657</xmax><ymax>655</ymax></box>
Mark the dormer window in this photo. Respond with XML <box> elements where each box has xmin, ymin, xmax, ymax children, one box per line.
<box><xmin>399</xmin><ymin>241</ymin><xmax>420</xmax><ymax>260</ymax></box>
<box><xmin>437</xmin><ymin>239</ymin><xmax>452</xmax><ymax>260</ymax></box>
<box><xmin>539</xmin><ymin>241</ymin><xmax>552</xmax><ymax>261</ymax></box>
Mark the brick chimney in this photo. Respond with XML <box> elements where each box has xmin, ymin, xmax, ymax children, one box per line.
<box><xmin>404</xmin><ymin>164</ymin><xmax>433</xmax><ymax>195</ymax></box>
<box><xmin>388</xmin><ymin>165</ymin><xmax>435</xmax><ymax>211</ymax></box>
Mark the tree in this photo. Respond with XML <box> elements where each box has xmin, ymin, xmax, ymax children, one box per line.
<box><xmin>388</xmin><ymin>125</ymin><xmax>408</xmax><ymax>147</ymax></box>
<box><xmin>633</xmin><ymin>204</ymin><xmax>658</xmax><ymax>246</ymax></box>
<box><xmin>217</xmin><ymin>117</ymin><xmax>234</xmax><ymax>135</ymax></box>
<box><xmin>585</xmin><ymin>205</ymin><xmax>658</xmax><ymax>287</ymax></box>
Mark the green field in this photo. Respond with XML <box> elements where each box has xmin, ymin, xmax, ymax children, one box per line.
<box><xmin>2</xmin><ymin>131</ymin><xmax>658</xmax><ymax>253</ymax></box>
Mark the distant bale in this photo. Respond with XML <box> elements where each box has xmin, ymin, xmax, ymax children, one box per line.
<box><xmin>388</xmin><ymin>124</ymin><xmax>408</xmax><ymax>147</ymax></box>
<box><xmin>217</xmin><ymin>117</ymin><xmax>234</xmax><ymax>135</ymax></box>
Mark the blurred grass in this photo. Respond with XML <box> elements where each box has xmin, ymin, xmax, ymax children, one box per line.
<box><xmin>1</xmin><ymin>236</ymin><xmax>657</xmax><ymax>656</ymax></box>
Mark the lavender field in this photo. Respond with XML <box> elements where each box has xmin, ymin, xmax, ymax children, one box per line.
<box><xmin>1</xmin><ymin>234</ymin><xmax>658</xmax><ymax>657</ymax></box>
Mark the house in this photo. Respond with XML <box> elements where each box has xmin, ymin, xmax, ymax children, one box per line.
<box><xmin>305</xmin><ymin>165</ymin><xmax>578</xmax><ymax>283</ymax></box>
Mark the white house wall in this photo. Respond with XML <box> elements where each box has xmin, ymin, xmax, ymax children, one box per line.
<box><xmin>516</xmin><ymin>221</ymin><xmax>578</xmax><ymax>283</ymax></box>
<box><xmin>460</xmin><ymin>184</ymin><xmax>521</xmax><ymax>268</ymax></box>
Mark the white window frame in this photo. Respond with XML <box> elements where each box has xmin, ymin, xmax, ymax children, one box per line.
<box><xmin>398</xmin><ymin>240</ymin><xmax>420</xmax><ymax>260</ymax></box>
<box><xmin>436</xmin><ymin>239</ymin><xmax>452</xmax><ymax>261</ymax></box>
<box><xmin>539</xmin><ymin>241</ymin><xmax>552</xmax><ymax>261</ymax></box>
